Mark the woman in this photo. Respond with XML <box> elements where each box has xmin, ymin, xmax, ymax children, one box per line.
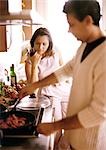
<box><xmin>25</xmin><ymin>27</ymin><xmax>70</xmax><ymax>117</ymax></box>
<box><xmin>25</xmin><ymin>28</ymin><xmax>70</xmax><ymax>144</ymax></box>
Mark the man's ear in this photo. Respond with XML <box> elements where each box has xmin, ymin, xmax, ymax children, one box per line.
<box><xmin>84</xmin><ymin>15</ymin><xmax>94</xmax><ymax>25</ymax></box>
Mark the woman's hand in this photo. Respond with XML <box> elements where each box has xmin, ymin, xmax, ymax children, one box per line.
<box><xmin>30</xmin><ymin>52</ymin><xmax>42</xmax><ymax>66</ymax></box>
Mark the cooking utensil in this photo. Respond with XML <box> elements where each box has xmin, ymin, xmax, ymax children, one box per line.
<box><xmin>35</xmin><ymin>107</ymin><xmax>44</xmax><ymax>126</ymax></box>
<box><xmin>10</xmin><ymin>98</ymin><xmax>20</xmax><ymax>111</ymax></box>
<box><xmin>0</xmin><ymin>107</ymin><xmax>44</xmax><ymax>137</ymax></box>
<box><xmin>33</xmin><ymin>107</ymin><xmax>44</xmax><ymax>136</ymax></box>
<box><xmin>0</xmin><ymin>104</ymin><xmax>6</xmax><ymax>112</ymax></box>
<box><xmin>0</xmin><ymin>110</ymin><xmax>35</xmax><ymax>136</ymax></box>
<box><xmin>17</xmin><ymin>96</ymin><xmax>51</xmax><ymax>110</ymax></box>
<box><xmin>5</xmin><ymin>98</ymin><xmax>21</xmax><ymax>112</ymax></box>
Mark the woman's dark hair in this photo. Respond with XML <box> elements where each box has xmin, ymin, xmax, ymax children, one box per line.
<box><xmin>63</xmin><ymin>0</ymin><xmax>102</xmax><ymax>26</ymax></box>
<box><xmin>30</xmin><ymin>27</ymin><xmax>54</xmax><ymax>57</ymax></box>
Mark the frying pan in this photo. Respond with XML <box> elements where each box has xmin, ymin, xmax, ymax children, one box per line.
<box><xmin>0</xmin><ymin>108</ymin><xmax>44</xmax><ymax>137</ymax></box>
<box><xmin>0</xmin><ymin>104</ymin><xmax>6</xmax><ymax>112</ymax></box>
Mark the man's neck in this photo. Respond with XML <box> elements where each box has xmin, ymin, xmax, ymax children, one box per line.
<box><xmin>86</xmin><ymin>27</ymin><xmax>104</xmax><ymax>43</ymax></box>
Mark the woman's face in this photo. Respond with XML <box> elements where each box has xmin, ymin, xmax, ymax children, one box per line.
<box><xmin>33</xmin><ymin>35</ymin><xmax>49</xmax><ymax>55</ymax></box>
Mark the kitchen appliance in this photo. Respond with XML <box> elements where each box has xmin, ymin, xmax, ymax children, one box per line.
<box><xmin>0</xmin><ymin>107</ymin><xmax>44</xmax><ymax>146</ymax></box>
<box><xmin>16</xmin><ymin>95</ymin><xmax>51</xmax><ymax>110</ymax></box>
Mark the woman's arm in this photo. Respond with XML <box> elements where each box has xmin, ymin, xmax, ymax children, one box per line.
<box><xmin>25</xmin><ymin>52</ymin><xmax>41</xmax><ymax>84</ymax></box>
<box><xmin>30</xmin><ymin>63</ymin><xmax>39</xmax><ymax>83</ymax></box>
<box><xmin>58</xmin><ymin>49</ymin><xmax>64</xmax><ymax>66</ymax></box>
<box><xmin>30</xmin><ymin>52</ymin><xmax>41</xmax><ymax>83</ymax></box>
<box><xmin>25</xmin><ymin>58</ymin><xmax>31</xmax><ymax>84</ymax></box>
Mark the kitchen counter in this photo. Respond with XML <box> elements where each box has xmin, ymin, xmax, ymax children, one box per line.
<box><xmin>0</xmin><ymin>106</ymin><xmax>53</xmax><ymax>150</ymax></box>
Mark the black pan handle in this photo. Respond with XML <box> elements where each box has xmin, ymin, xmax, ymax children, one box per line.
<box><xmin>34</xmin><ymin>107</ymin><xmax>44</xmax><ymax>136</ymax></box>
<box><xmin>0</xmin><ymin>129</ymin><xmax>4</xmax><ymax>139</ymax></box>
<box><xmin>4</xmin><ymin>98</ymin><xmax>20</xmax><ymax>112</ymax></box>
<box><xmin>5</xmin><ymin>99</ymin><xmax>20</xmax><ymax>112</ymax></box>
<box><xmin>12</xmin><ymin>98</ymin><xmax>20</xmax><ymax>111</ymax></box>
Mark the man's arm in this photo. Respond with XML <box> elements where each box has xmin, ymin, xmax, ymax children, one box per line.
<box><xmin>19</xmin><ymin>72</ymin><xmax>58</xmax><ymax>99</ymax></box>
<box><xmin>37</xmin><ymin>114</ymin><xmax>83</xmax><ymax>136</ymax></box>
<box><xmin>19</xmin><ymin>58</ymin><xmax>74</xmax><ymax>99</ymax></box>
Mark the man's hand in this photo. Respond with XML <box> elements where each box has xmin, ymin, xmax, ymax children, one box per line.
<box><xmin>37</xmin><ymin>122</ymin><xmax>57</xmax><ymax>136</ymax></box>
<box><xmin>36</xmin><ymin>115</ymin><xmax>83</xmax><ymax>136</ymax></box>
<box><xmin>18</xmin><ymin>84</ymin><xmax>35</xmax><ymax>99</ymax></box>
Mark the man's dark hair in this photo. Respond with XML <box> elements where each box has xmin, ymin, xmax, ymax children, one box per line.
<box><xmin>63</xmin><ymin>0</ymin><xmax>102</xmax><ymax>26</ymax></box>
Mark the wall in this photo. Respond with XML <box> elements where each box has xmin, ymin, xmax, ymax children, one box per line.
<box><xmin>44</xmin><ymin>0</ymin><xmax>80</xmax><ymax>63</ymax></box>
<box><xmin>102</xmin><ymin>0</ymin><xmax>106</xmax><ymax>31</ymax></box>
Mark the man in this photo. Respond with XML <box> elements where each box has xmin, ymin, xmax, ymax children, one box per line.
<box><xmin>19</xmin><ymin>0</ymin><xmax>106</xmax><ymax>149</ymax></box>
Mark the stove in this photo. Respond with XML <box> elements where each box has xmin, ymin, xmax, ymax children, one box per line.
<box><xmin>0</xmin><ymin>107</ymin><xmax>44</xmax><ymax>146</ymax></box>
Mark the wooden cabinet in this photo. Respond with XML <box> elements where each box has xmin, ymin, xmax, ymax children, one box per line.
<box><xmin>0</xmin><ymin>0</ymin><xmax>8</xmax><ymax>51</ymax></box>
<box><xmin>22</xmin><ymin>0</ymin><xmax>32</xmax><ymax>40</ymax></box>
<box><xmin>0</xmin><ymin>0</ymin><xmax>32</xmax><ymax>52</ymax></box>
<box><xmin>0</xmin><ymin>26</ymin><xmax>7</xmax><ymax>52</ymax></box>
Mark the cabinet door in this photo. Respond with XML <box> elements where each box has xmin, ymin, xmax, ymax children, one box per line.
<box><xmin>0</xmin><ymin>26</ymin><xmax>7</xmax><ymax>52</ymax></box>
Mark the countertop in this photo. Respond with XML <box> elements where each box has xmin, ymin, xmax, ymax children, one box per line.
<box><xmin>0</xmin><ymin>103</ymin><xmax>53</xmax><ymax>150</ymax></box>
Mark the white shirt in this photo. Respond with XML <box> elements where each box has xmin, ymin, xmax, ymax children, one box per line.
<box><xmin>55</xmin><ymin>40</ymin><xmax>106</xmax><ymax>150</ymax></box>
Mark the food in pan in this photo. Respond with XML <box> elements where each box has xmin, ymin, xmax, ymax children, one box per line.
<box><xmin>0</xmin><ymin>81</ymin><xmax>26</xmax><ymax>107</ymax></box>
<box><xmin>0</xmin><ymin>96</ymin><xmax>17</xmax><ymax>107</ymax></box>
<box><xmin>2</xmin><ymin>85</ymin><xmax>18</xmax><ymax>99</ymax></box>
<box><xmin>0</xmin><ymin>114</ymin><xmax>27</xmax><ymax>129</ymax></box>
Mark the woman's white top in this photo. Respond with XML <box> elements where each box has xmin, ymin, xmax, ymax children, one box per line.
<box><xmin>37</xmin><ymin>50</ymin><xmax>70</xmax><ymax>101</ymax></box>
